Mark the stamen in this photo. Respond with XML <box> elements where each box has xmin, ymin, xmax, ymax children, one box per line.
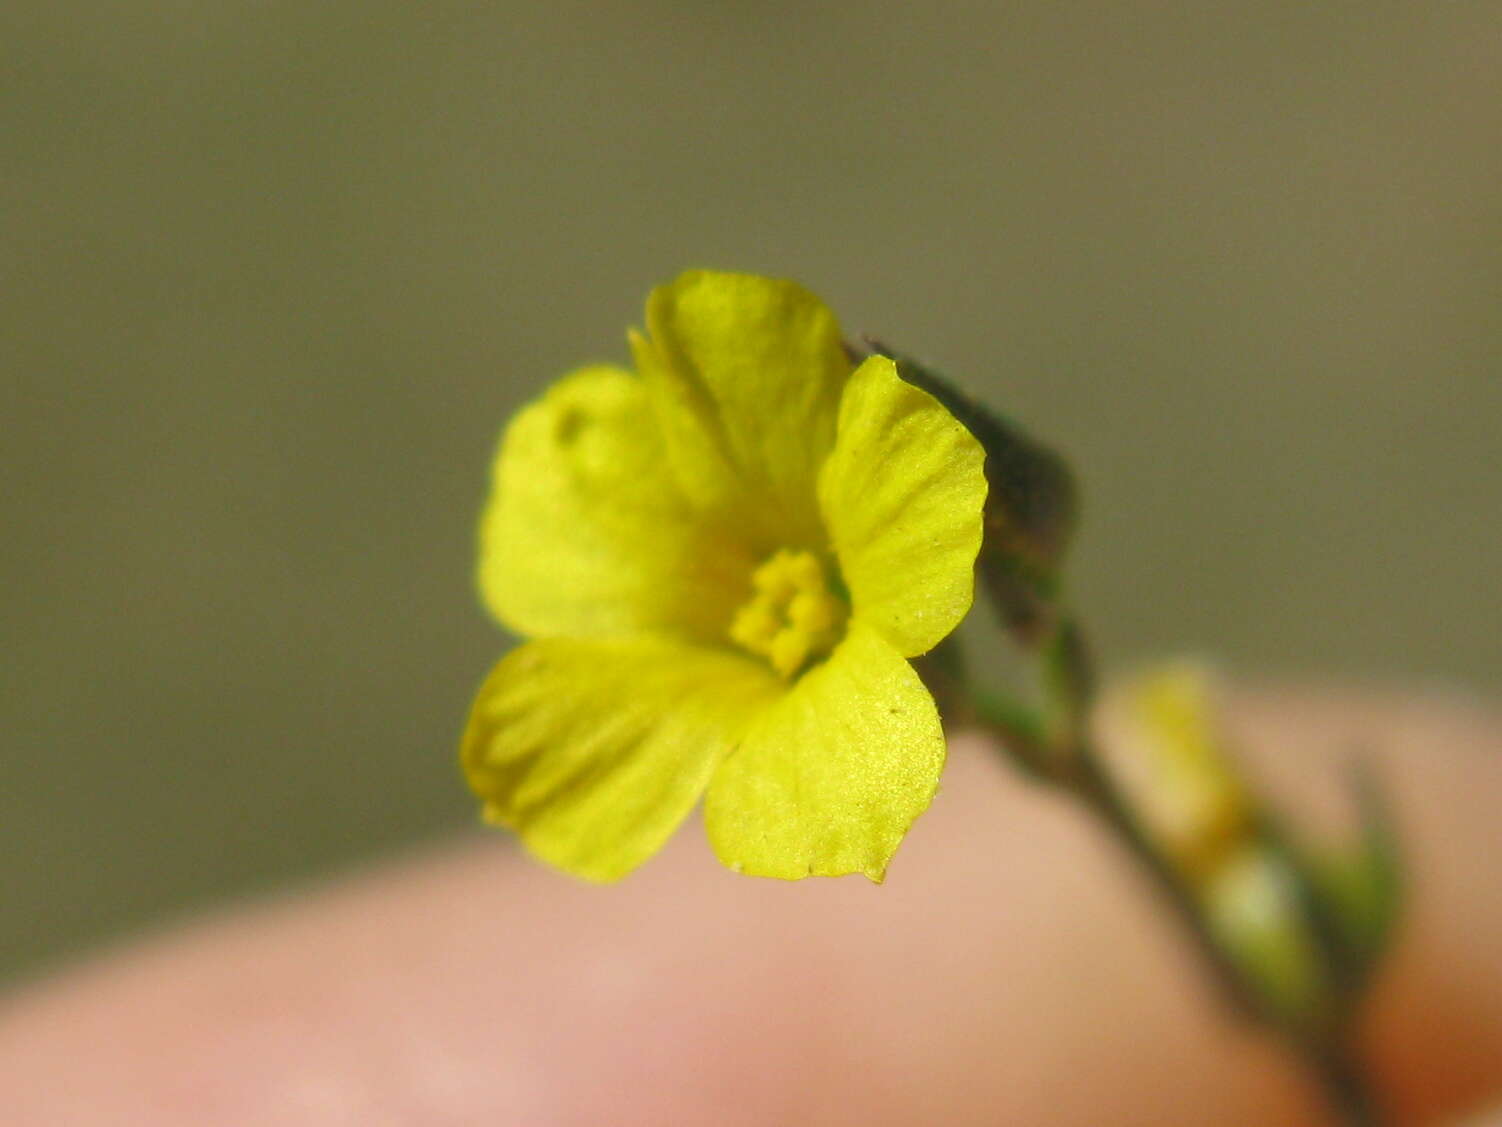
<box><xmin>728</xmin><ymin>549</ymin><xmax>847</xmax><ymax>678</ymax></box>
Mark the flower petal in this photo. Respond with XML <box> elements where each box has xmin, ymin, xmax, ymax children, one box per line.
<box><xmin>819</xmin><ymin>355</ymin><xmax>987</xmax><ymax>657</ymax></box>
<box><xmin>631</xmin><ymin>270</ymin><xmax>850</xmax><ymax>547</ymax></box>
<box><xmin>703</xmin><ymin>622</ymin><xmax>945</xmax><ymax>881</ymax></box>
<box><xmin>463</xmin><ymin>638</ymin><xmax>780</xmax><ymax>882</ymax></box>
<box><xmin>478</xmin><ymin>365</ymin><xmax>751</xmax><ymax>641</ymax></box>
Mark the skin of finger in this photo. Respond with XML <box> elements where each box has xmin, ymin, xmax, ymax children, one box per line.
<box><xmin>0</xmin><ymin>689</ymin><xmax>1497</xmax><ymax>1126</ymax></box>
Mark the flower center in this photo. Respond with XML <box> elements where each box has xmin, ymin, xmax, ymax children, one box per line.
<box><xmin>728</xmin><ymin>549</ymin><xmax>847</xmax><ymax>679</ymax></box>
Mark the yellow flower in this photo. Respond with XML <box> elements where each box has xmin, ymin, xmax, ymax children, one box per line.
<box><xmin>1098</xmin><ymin>662</ymin><xmax>1253</xmax><ymax>885</ymax></box>
<box><xmin>461</xmin><ymin>271</ymin><xmax>988</xmax><ymax>882</ymax></box>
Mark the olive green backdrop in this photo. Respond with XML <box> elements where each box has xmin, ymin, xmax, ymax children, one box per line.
<box><xmin>4</xmin><ymin>2</ymin><xmax>1499</xmax><ymax>983</ymax></box>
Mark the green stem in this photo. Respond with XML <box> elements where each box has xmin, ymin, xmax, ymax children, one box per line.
<box><xmin>969</xmin><ymin>613</ymin><xmax>1387</xmax><ymax>1126</ymax></box>
<box><xmin>1306</xmin><ymin>1042</ymin><xmax>1385</xmax><ymax>1127</ymax></box>
<box><xmin>1063</xmin><ymin>740</ymin><xmax>1264</xmax><ymax>1018</ymax></box>
<box><xmin>1071</xmin><ymin>738</ymin><xmax>1385</xmax><ymax>1125</ymax></box>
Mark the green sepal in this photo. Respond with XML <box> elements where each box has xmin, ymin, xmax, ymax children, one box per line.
<box><xmin>1309</xmin><ymin>761</ymin><xmax>1404</xmax><ymax>1000</ymax></box>
<box><xmin>1245</xmin><ymin>759</ymin><xmax>1403</xmax><ymax>1034</ymax></box>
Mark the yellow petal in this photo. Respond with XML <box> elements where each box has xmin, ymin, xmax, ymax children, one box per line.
<box><xmin>463</xmin><ymin>638</ymin><xmax>780</xmax><ymax>882</ymax></box>
<box><xmin>818</xmin><ymin>355</ymin><xmax>988</xmax><ymax>657</ymax></box>
<box><xmin>703</xmin><ymin>622</ymin><xmax>945</xmax><ymax>881</ymax></box>
<box><xmin>632</xmin><ymin>270</ymin><xmax>850</xmax><ymax>548</ymax></box>
<box><xmin>477</xmin><ymin>365</ymin><xmax>750</xmax><ymax>641</ymax></box>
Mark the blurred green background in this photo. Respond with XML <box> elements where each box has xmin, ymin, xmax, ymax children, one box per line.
<box><xmin>4</xmin><ymin>2</ymin><xmax>1499</xmax><ymax>985</ymax></box>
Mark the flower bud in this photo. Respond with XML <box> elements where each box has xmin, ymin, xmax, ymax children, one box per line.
<box><xmin>1097</xmin><ymin>662</ymin><xmax>1253</xmax><ymax>885</ymax></box>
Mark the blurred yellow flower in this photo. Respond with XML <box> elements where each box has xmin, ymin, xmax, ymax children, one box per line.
<box><xmin>1098</xmin><ymin>662</ymin><xmax>1253</xmax><ymax>885</ymax></box>
<box><xmin>462</xmin><ymin>270</ymin><xmax>987</xmax><ymax>881</ymax></box>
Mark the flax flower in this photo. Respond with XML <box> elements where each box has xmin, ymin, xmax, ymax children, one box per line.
<box><xmin>462</xmin><ymin>271</ymin><xmax>987</xmax><ymax>881</ymax></box>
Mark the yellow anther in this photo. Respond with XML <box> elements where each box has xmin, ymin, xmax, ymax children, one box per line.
<box><xmin>784</xmin><ymin>551</ymin><xmax>824</xmax><ymax>589</ymax></box>
<box><xmin>788</xmin><ymin>590</ymin><xmax>835</xmax><ymax>634</ymax></box>
<box><xmin>751</xmin><ymin>563</ymin><xmax>796</xmax><ymax>599</ymax></box>
<box><xmin>729</xmin><ymin>549</ymin><xmax>847</xmax><ymax>678</ymax></box>
<box><xmin>768</xmin><ymin>629</ymin><xmax>812</xmax><ymax>679</ymax></box>
<box><xmin>728</xmin><ymin>601</ymin><xmax>781</xmax><ymax>654</ymax></box>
